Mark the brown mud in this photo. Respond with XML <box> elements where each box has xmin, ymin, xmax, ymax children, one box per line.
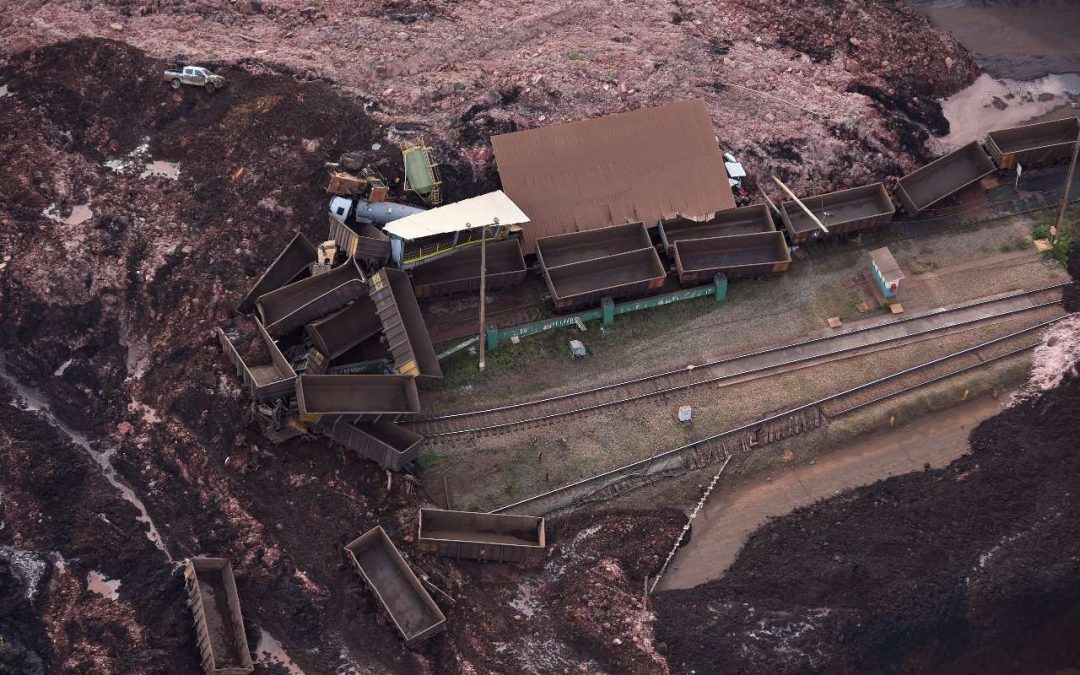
<box><xmin>653</xmin><ymin>249</ymin><xmax>1080</xmax><ymax>673</ymax></box>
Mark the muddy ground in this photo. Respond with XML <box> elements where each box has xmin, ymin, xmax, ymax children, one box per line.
<box><xmin>0</xmin><ymin>0</ymin><xmax>980</xmax><ymax>197</ymax></box>
<box><xmin>0</xmin><ymin>38</ymin><xmax>683</xmax><ymax>674</ymax></box>
<box><xmin>653</xmin><ymin>247</ymin><xmax>1080</xmax><ymax>673</ymax></box>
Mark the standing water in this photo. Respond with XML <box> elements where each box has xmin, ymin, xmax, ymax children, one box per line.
<box><xmin>0</xmin><ymin>360</ymin><xmax>173</xmax><ymax>561</ymax></box>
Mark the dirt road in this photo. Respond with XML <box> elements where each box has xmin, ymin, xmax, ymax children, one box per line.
<box><xmin>657</xmin><ymin>391</ymin><xmax>1011</xmax><ymax>591</ymax></box>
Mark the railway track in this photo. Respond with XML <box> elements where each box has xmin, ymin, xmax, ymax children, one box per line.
<box><xmin>408</xmin><ymin>284</ymin><xmax>1067</xmax><ymax>438</ymax></box>
<box><xmin>491</xmin><ymin>313</ymin><xmax>1072</xmax><ymax>516</ymax></box>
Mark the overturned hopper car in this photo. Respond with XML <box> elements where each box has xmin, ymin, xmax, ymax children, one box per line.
<box><xmin>659</xmin><ymin>204</ymin><xmax>776</xmax><ymax>253</ymax></box>
<box><xmin>217</xmin><ymin>319</ymin><xmax>295</xmax><ymax>403</ymax></box>
<box><xmin>345</xmin><ymin>526</ymin><xmax>446</xmax><ymax>647</ymax></box>
<box><xmin>369</xmin><ymin>268</ymin><xmax>442</xmax><ymax>378</ymax></box>
<box><xmin>328</xmin><ymin>218</ymin><xmax>391</xmax><ymax>267</ymax></box>
<box><xmin>315</xmin><ymin>417</ymin><xmax>424</xmax><ymax>470</ymax></box>
<box><xmin>779</xmin><ymin>183</ymin><xmax>895</xmax><ymax>243</ymax></box>
<box><xmin>306</xmin><ymin>297</ymin><xmax>383</xmax><ymax>361</ymax></box>
<box><xmin>985</xmin><ymin>117</ymin><xmax>1080</xmax><ymax>170</ymax></box>
<box><xmin>184</xmin><ymin>557</ymin><xmax>253</xmax><ymax>675</ymax></box>
<box><xmin>236</xmin><ymin>232</ymin><xmax>316</xmax><ymax>314</ymax></box>
<box><xmin>257</xmin><ymin>258</ymin><xmax>367</xmax><ymax>337</ymax></box>
<box><xmin>895</xmin><ymin>141</ymin><xmax>997</xmax><ymax>215</ymax></box>
<box><xmin>674</xmin><ymin>231</ymin><xmax>791</xmax><ymax>284</ymax></box>
<box><xmin>411</xmin><ymin>239</ymin><xmax>527</xmax><ymax>298</ymax></box>
<box><xmin>542</xmin><ymin>248</ymin><xmax>667</xmax><ymax>312</ymax></box>
<box><xmin>418</xmin><ymin>509</ymin><xmax>546</xmax><ymax>564</ymax></box>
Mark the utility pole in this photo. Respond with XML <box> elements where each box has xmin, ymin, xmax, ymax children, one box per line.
<box><xmin>477</xmin><ymin>219</ymin><xmax>494</xmax><ymax>371</ymax></box>
<box><xmin>1053</xmin><ymin>124</ymin><xmax>1080</xmax><ymax>243</ymax></box>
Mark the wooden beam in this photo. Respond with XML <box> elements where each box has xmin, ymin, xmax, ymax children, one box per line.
<box><xmin>760</xmin><ymin>190</ymin><xmax>781</xmax><ymax>216</ymax></box>
<box><xmin>771</xmin><ymin>176</ymin><xmax>828</xmax><ymax>233</ymax></box>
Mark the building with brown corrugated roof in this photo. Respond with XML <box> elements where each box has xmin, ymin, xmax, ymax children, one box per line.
<box><xmin>492</xmin><ymin>99</ymin><xmax>736</xmax><ymax>255</ymax></box>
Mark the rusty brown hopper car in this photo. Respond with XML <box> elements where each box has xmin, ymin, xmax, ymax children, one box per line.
<box><xmin>295</xmin><ymin>374</ymin><xmax>420</xmax><ymax>418</ymax></box>
<box><xmin>418</xmin><ymin>509</ymin><xmax>546</xmax><ymax>564</ymax></box>
<box><xmin>411</xmin><ymin>239</ymin><xmax>527</xmax><ymax>298</ymax></box>
<box><xmin>535</xmin><ymin>222</ymin><xmax>652</xmax><ymax>268</ymax></box>
<box><xmin>985</xmin><ymin>117</ymin><xmax>1080</xmax><ymax>170</ymax></box>
<box><xmin>779</xmin><ymin>183</ymin><xmax>895</xmax><ymax>243</ymax></box>
<box><xmin>543</xmin><ymin>248</ymin><xmax>667</xmax><ymax>312</ymax></box>
<box><xmin>674</xmin><ymin>231</ymin><xmax>791</xmax><ymax>284</ymax></box>
<box><xmin>895</xmin><ymin>141</ymin><xmax>997</xmax><ymax>215</ymax></box>
<box><xmin>257</xmin><ymin>258</ymin><xmax>366</xmax><ymax>337</ymax></box>
<box><xmin>344</xmin><ymin>526</ymin><xmax>446</xmax><ymax>647</ymax></box>
<box><xmin>306</xmin><ymin>297</ymin><xmax>382</xmax><ymax>361</ymax></box>
<box><xmin>659</xmin><ymin>204</ymin><xmax>776</xmax><ymax>253</ymax></box>
<box><xmin>184</xmin><ymin>558</ymin><xmax>253</xmax><ymax>675</ymax></box>
<box><xmin>329</xmin><ymin>218</ymin><xmax>391</xmax><ymax>266</ymax></box>
<box><xmin>369</xmin><ymin>268</ymin><xmax>442</xmax><ymax>378</ymax></box>
<box><xmin>236</xmin><ymin>232</ymin><xmax>316</xmax><ymax>314</ymax></box>
<box><xmin>216</xmin><ymin>318</ymin><xmax>295</xmax><ymax>403</ymax></box>
<box><xmin>315</xmin><ymin>417</ymin><xmax>424</xmax><ymax>470</ymax></box>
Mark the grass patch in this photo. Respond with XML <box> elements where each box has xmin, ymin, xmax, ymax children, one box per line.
<box><xmin>567</xmin><ymin>50</ymin><xmax>582</xmax><ymax>61</ymax></box>
<box><xmin>1032</xmin><ymin>206</ymin><xmax>1078</xmax><ymax>266</ymax></box>
<box><xmin>998</xmin><ymin>235</ymin><xmax>1031</xmax><ymax>253</ymax></box>
<box><xmin>911</xmin><ymin>258</ymin><xmax>939</xmax><ymax>274</ymax></box>
<box><xmin>418</xmin><ymin>450</ymin><xmax>443</xmax><ymax>469</ymax></box>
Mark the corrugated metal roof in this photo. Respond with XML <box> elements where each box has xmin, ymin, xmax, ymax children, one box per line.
<box><xmin>492</xmin><ymin>99</ymin><xmax>736</xmax><ymax>254</ymax></box>
<box><xmin>381</xmin><ymin>190</ymin><xmax>529</xmax><ymax>241</ymax></box>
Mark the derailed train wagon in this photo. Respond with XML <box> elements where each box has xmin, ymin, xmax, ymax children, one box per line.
<box><xmin>345</xmin><ymin>526</ymin><xmax>446</xmax><ymax>647</ymax></box>
<box><xmin>659</xmin><ymin>204</ymin><xmax>777</xmax><ymax>253</ymax></box>
<box><xmin>216</xmin><ymin>318</ymin><xmax>295</xmax><ymax>403</ymax></box>
<box><xmin>985</xmin><ymin>117</ymin><xmax>1080</xmax><ymax>170</ymax></box>
<box><xmin>295</xmin><ymin>374</ymin><xmax>420</xmax><ymax>421</ymax></box>
<box><xmin>895</xmin><ymin>141</ymin><xmax>997</xmax><ymax>215</ymax></box>
<box><xmin>257</xmin><ymin>258</ymin><xmax>367</xmax><ymax>337</ymax></box>
<box><xmin>410</xmin><ymin>239</ymin><xmax>527</xmax><ymax>298</ymax></box>
<box><xmin>236</xmin><ymin>232</ymin><xmax>316</xmax><ymax>314</ymax></box>
<box><xmin>535</xmin><ymin>222</ymin><xmax>652</xmax><ymax>268</ymax></box>
<box><xmin>369</xmin><ymin>268</ymin><xmax>442</xmax><ymax>378</ymax></box>
<box><xmin>306</xmin><ymin>297</ymin><xmax>383</xmax><ymax>361</ymax></box>
<box><xmin>315</xmin><ymin>417</ymin><xmax>424</xmax><ymax>470</ymax></box>
<box><xmin>184</xmin><ymin>558</ymin><xmax>253</xmax><ymax>675</ymax></box>
<box><xmin>674</xmin><ymin>231</ymin><xmax>791</xmax><ymax>284</ymax></box>
<box><xmin>418</xmin><ymin>509</ymin><xmax>545</xmax><ymax>565</ymax></box>
<box><xmin>779</xmin><ymin>183</ymin><xmax>895</xmax><ymax>243</ymax></box>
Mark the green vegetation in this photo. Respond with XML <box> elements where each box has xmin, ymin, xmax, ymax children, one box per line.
<box><xmin>567</xmin><ymin>50</ymin><xmax>582</xmax><ymax>61</ymax></box>
<box><xmin>1033</xmin><ymin>207</ymin><xmax>1078</xmax><ymax>267</ymax></box>
<box><xmin>418</xmin><ymin>450</ymin><xmax>443</xmax><ymax>468</ymax></box>
<box><xmin>998</xmin><ymin>235</ymin><xmax>1031</xmax><ymax>253</ymax></box>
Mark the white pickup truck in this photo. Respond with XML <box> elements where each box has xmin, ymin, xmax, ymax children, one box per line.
<box><xmin>163</xmin><ymin>66</ymin><xmax>226</xmax><ymax>93</ymax></box>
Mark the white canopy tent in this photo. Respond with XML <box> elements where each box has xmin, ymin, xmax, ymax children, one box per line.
<box><xmin>382</xmin><ymin>190</ymin><xmax>529</xmax><ymax>241</ymax></box>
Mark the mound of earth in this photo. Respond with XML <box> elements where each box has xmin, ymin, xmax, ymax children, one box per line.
<box><xmin>0</xmin><ymin>0</ymin><xmax>978</xmax><ymax>198</ymax></box>
<box><xmin>654</xmin><ymin>323</ymin><xmax>1080</xmax><ymax>672</ymax></box>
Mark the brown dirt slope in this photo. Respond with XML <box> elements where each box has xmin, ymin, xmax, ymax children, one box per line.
<box><xmin>654</xmin><ymin>311</ymin><xmax>1080</xmax><ymax>671</ymax></box>
<box><xmin>0</xmin><ymin>0</ymin><xmax>978</xmax><ymax>197</ymax></box>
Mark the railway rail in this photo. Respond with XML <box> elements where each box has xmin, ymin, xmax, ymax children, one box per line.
<box><xmin>491</xmin><ymin>313</ymin><xmax>1071</xmax><ymax>516</ymax></box>
<box><xmin>408</xmin><ymin>284</ymin><xmax>1066</xmax><ymax>438</ymax></box>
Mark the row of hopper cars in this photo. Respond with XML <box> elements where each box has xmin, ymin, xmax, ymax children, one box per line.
<box><xmin>183</xmin><ymin>510</ymin><xmax>546</xmax><ymax>673</ymax></box>
<box><xmin>467</xmin><ymin>117</ymin><xmax>1077</xmax><ymax>312</ymax></box>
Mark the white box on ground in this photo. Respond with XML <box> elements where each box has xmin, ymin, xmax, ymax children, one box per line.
<box><xmin>678</xmin><ymin>405</ymin><xmax>692</xmax><ymax>422</ymax></box>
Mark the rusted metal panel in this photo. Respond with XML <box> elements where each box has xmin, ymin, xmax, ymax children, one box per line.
<box><xmin>295</xmin><ymin>374</ymin><xmax>420</xmax><ymax>418</ymax></box>
<box><xmin>315</xmin><ymin>417</ymin><xmax>423</xmax><ymax>470</ymax></box>
<box><xmin>344</xmin><ymin>526</ymin><xmax>446</xmax><ymax>647</ymax></box>
<box><xmin>542</xmin><ymin>247</ymin><xmax>667</xmax><ymax>311</ymax></box>
<box><xmin>236</xmin><ymin>232</ymin><xmax>316</xmax><ymax>314</ymax></box>
<box><xmin>674</xmin><ymin>231</ymin><xmax>791</xmax><ymax>285</ymax></box>
<box><xmin>184</xmin><ymin>557</ymin><xmax>253</xmax><ymax>675</ymax></box>
<box><xmin>659</xmin><ymin>204</ymin><xmax>776</xmax><ymax>253</ymax></box>
<box><xmin>257</xmin><ymin>258</ymin><xmax>366</xmax><ymax>337</ymax></box>
<box><xmin>306</xmin><ymin>297</ymin><xmax>382</xmax><ymax>361</ymax></box>
<box><xmin>986</xmin><ymin>117</ymin><xmax>1080</xmax><ymax>170</ymax></box>
<box><xmin>778</xmin><ymin>183</ymin><xmax>895</xmax><ymax>243</ymax></box>
<box><xmin>217</xmin><ymin>319</ymin><xmax>295</xmax><ymax>403</ymax></box>
<box><xmin>896</xmin><ymin>142</ymin><xmax>997</xmax><ymax>215</ymax></box>
<box><xmin>411</xmin><ymin>239</ymin><xmax>527</xmax><ymax>298</ymax></box>
<box><xmin>418</xmin><ymin>509</ymin><xmax>545</xmax><ymax>564</ymax></box>
<box><xmin>535</xmin><ymin>222</ymin><xmax>652</xmax><ymax>268</ymax></box>
<box><xmin>492</xmin><ymin>99</ymin><xmax>736</xmax><ymax>254</ymax></box>
<box><xmin>328</xmin><ymin>217</ymin><xmax>391</xmax><ymax>265</ymax></box>
<box><xmin>368</xmin><ymin>269</ymin><xmax>442</xmax><ymax>378</ymax></box>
